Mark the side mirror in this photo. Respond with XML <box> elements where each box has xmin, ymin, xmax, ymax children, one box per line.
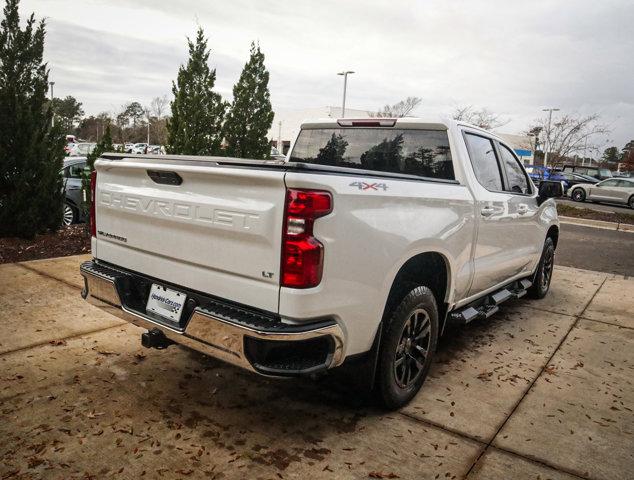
<box><xmin>537</xmin><ymin>180</ymin><xmax>564</xmax><ymax>204</ymax></box>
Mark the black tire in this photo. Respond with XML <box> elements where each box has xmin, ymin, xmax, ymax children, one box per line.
<box><xmin>375</xmin><ymin>286</ymin><xmax>439</xmax><ymax>410</ymax></box>
<box><xmin>571</xmin><ymin>188</ymin><xmax>585</xmax><ymax>202</ymax></box>
<box><xmin>528</xmin><ymin>237</ymin><xmax>555</xmax><ymax>299</ymax></box>
<box><xmin>62</xmin><ymin>202</ymin><xmax>76</xmax><ymax>226</ymax></box>
<box><xmin>629</xmin><ymin>196</ymin><xmax>634</xmax><ymax>210</ymax></box>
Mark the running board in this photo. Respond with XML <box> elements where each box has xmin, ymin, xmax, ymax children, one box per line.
<box><xmin>448</xmin><ymin>278</ymin><xmax>532</xmax><ymax>326</ymax></box>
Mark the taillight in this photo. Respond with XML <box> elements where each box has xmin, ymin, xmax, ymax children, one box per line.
<box><xmin>281</xmin><ymin>189</ymin><xmax>332</xmax><ymax>288</ymax></box>
<box><xmin>90</xmin><ymin>170</ymin><xmax>97</xmax><ymax>237</ymax></box>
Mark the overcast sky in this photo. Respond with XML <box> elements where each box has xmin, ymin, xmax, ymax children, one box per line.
<box><xmin>20</xmin><ymin>0</ymin><xmax>634</xmax><ymax>150</ymax></box>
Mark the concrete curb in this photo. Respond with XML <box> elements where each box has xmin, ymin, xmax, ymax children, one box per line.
<box><xmin>559</xmin><ymin>216</ymin><xmax>634</xmax><ymax>233</ymax></box>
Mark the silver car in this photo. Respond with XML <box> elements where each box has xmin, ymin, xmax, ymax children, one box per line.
<box><xmin>568</xmin><ymin>177</ymin><xmax>634</xmax><ymax>209</ymax></box>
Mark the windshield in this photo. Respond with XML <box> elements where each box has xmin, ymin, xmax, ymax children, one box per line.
<box><xmin>289</xmin><ymin>128</ymin><xmax>455</xmax><ymax>180</ymax></box>
<box><xmin>599</xmin><ymin>169</ymin><xmax>612</xmax><ymax>177</ymax></box>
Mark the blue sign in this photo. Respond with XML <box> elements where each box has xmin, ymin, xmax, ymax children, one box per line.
<box><xmin>514</xmin><ymin>149</ymin><xmax>532</xmax><ymax>157</ymax></box>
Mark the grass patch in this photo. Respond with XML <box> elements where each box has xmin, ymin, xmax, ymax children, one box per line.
<box><xmin>557</xmin><ymin>203</ymin><xmax>634</xmax><ymax>225</ymax></box>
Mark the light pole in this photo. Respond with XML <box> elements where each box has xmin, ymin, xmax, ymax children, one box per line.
<box><xmin>542</xmin><ymin>107</ymin><xmax>559</xmax><ymax>167</ymax></box>
<box><xmin>337</xmin><ymin>71</ymin><xmax>354</xmax><ymax>117</ymax></box>
<box><xmin>49</xmin><ymin>81</ymin><xmax>55</xmax><ymax>127</ymax></box>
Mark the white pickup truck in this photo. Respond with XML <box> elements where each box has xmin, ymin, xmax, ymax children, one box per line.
<box><xmin>81</xmin><ymin>117</ymin><xmax>563</xmax><ymax>408</ymax></box>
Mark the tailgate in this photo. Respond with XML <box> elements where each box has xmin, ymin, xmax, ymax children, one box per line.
<box><xmin>93</xmin><ymin>157</ymin><xmax>286</xmax><ymax>313</ymax></box>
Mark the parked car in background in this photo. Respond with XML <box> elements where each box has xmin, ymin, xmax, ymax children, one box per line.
<box><xmin>132</xmin><ymin>143</ymin><xmax>149</xmax><ymax>154</ymax></box>
<box><xmin>558</xmin><ymin>172</ymin><xmax>599</xmax><ymax>192</ymax></box>
<box><xmin>614</xmin><ymin>171</ymin><xmax>633</xmax><ymax>178</ymax></box>
<box><xmin>61</xmin><ymin>157</ymin><xmax>88</xmax><ymax>225</ymax></box>
<box><xmin>124</xmin><ymin>143</ymin><xmax>135</xmax><ymax>153</ymax></box>
<box><xmin>562</xmin><ymin>165</ymin><xmax>613</xmax><ymax>181</ymax></box>
<box><xmin>270</xmin><ymin>146</ymin><xmax>286</xmax><ymax>161</ymax></box>
<box><xmin>569</xmin><ymin>177</ymin><xmax>634</xmax><ymax>208</ymax></box>
<box><xmin>145</xmin><ymin>145</ymin><xmax>166</xmax><ymax>155</ymax></box>
<box><xmin>525</xmin><ymin>166</ymin><xmax>566</xmax><ymax>187</ymax></box>
<box><xmin>67</xmin><ymin>142</ymin><xmax>97</xmax><ymax>157</ymax></box>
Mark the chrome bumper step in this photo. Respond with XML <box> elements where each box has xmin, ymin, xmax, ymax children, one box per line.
<box><xmin>80</xmin><ymin>260</ymin><xmax>345</xmax><ymax>376</ymax></box>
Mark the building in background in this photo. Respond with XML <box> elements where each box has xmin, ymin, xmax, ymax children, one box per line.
<box><xmin>495</xmin><ymin>132</ymin><xmax>536</xmax><ymax>165</ymax></box>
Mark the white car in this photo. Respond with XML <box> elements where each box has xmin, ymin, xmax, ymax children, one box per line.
<box><xmin>81</xmin><ymin>117</ymin><xmax>562</xmax><ymax>408</ymax></box>
<box><xmin>568</xmin><ymin>177</ymin><xmax>634</xmax><ymax>209</ymax></box>
<box><xmin>131</xmin><ymin>143</ymin><xmax>149</xmax><ymax>154</ymax></box>
<box><xmin>66</xmin><ymin>142</ymin><xmax>96</xmax><ymax>156</ymax></box>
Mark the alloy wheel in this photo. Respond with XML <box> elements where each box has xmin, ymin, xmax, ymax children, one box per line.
<box><xmin>62</xmin><ymin>204</ymin><xmax>74</xmax><ymax>226</ymax></box>
<box><xmin>541</xmin><ymin>247</ymin><xmax>554</xmax><ymax>290</ymax></box>
<box><xmin>572</xmin><ymin>189</ymin><xmax>584</xmax><ymax>201</ymax></box>
<box><xmin>393</xmin><ymin>308</ymin><xmax>431</xmax><ymax>389</ymax></box>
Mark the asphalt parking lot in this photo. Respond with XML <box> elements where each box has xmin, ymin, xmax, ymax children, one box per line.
<box><xmin>557</xmin><ymin>223</ymin><xmax>634</xmax><ymax>276</ymax></box>
<box><xmin>1</xmin><ymin>255</ymin><xmax>633</xmax><ymax>479</ymax></box>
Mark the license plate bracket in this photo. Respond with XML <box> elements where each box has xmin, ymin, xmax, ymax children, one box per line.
<box><xmin>146</xmin><ymin>284</ymin><xmax>186</xmax><ymax>323</ymax></box>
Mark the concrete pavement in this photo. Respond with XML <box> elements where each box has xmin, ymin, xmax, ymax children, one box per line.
<box><xmin>1</xmin><ymin>255</ymin><xmax>633</xmax><ymax>479</ymax></box>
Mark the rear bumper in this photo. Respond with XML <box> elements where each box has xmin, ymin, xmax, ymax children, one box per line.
<box><xmin>80</xmin><ymin>260</ymin><xmax>345</xmax><ymax>376</ymax></box>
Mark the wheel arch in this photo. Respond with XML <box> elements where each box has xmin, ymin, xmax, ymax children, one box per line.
<box><xmin>65</xmin><ymin>197</ymin><xmax>79</xmax><ymax>209</ymax></box>
<box><xmin>381</xmin><ymin>251</ymin><xmax>451</xmax><ymax>331</ymax></box>
<box><xmin>546</xmin><ymin>224</ymin><xmax>559</xmax><ymax>249</ymax></box>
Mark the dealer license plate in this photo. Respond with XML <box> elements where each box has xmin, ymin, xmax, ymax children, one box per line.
<box><xmin>146</xmin><ymin>284</ymin><xmax>186</xmax><ymax>322</ymax></box>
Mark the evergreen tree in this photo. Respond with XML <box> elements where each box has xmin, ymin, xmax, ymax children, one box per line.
<box><xmin>602</xmin><ymin>146</ymin><xmax>620</xmax><ymax>164</ymax></box>
<box><xmin>51</xmin><ymin>95</ymin><xmax>84</xmax><ymax>133</ymax></box>
<box><xmin>0</xmin><ymin>0</ymin><xmax>65</xmax><ymax>238</ymax></box>
<box><xmin>167</xmin><ymin>28</ymin><xmax>225</xmax><ymax>155</ymax></box>
<box><xmin>224</xmin><ymin>42</ymin><xmax>274</xmax><ymax>159</ymax></box>
<box><xmin>86</xmin><ymin>124</ymin><xmax>114</xmax><ymax>171</ymax></box>
<box><xmin>81</xmin><ymin>124</ymin><xmax>114</xmax><ymax>222</ymax></box>
<box><xmin>315</xmin><ymin>133</ymin><xmax>348</xmax><ymax>165</ymax></box>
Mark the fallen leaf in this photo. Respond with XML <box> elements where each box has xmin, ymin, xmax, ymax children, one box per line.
<box><xmin>369</xmin><ymin>472</ymin><xmax>399</xmax><ymax>479</ymax></box>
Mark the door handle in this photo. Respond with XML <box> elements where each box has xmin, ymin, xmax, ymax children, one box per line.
<box><xmin>517</xmin><ymin>204</ymin><xmax>528</xmax><ymax>215</ymax></box>
<box><xmin>481</xmin><ymin>206</ymin><xmax>495</xmax><ymax>217</ymax></box>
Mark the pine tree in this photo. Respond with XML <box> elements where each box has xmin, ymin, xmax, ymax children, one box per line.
<box><xmin>0</xmin><ymin>0</ymin><xmax>65</xmax><ymax>238</ymax></box>
<box><xmin>81</xmin><ymin>124</ymin><xmax>114</xmax><ymax>223</ymax></box>
<box><xmin>224</xmin><ymin>42</ymin><xmax>274</xmax><ymax>159</ymax></box>
<box><xmin>86</xmin><ymin>124</ymin><xmax>114</xmax><ymax>171</ymax></box>
<box><xmin>167</xmin><ymin>28</ymin><xmax>226</xmax><ymax>155</ymax></box>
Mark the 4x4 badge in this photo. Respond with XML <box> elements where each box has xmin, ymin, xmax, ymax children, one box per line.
<box><xmin>349</xmin><ymin>181</ymin><xmax>388</xmax><ymax>191</ymax></box>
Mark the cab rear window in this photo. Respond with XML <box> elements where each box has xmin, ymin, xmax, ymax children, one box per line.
<box><xmin>289</xmin><ymin>128</ymin><xmax>455</xmax><ymax>180</ymax></box>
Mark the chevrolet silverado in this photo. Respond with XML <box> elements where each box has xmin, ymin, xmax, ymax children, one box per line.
<box><xmin>80</xmin><ymin>117</ymin><xmax>563</xmax><ymax>408</ymax></box>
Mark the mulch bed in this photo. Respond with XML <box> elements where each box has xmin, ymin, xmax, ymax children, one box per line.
<box><xmin>557</xmin><ymin>204</ymin><xmax>634</xmax><ymax>225</ymax></box>
<box><xmin>0</xmin><ymin>225</ymin><xmax>91</xmax><ymax>264</ymax></box>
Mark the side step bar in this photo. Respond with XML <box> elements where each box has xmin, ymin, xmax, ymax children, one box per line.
<box><xmin>448</xmin><ymin>278</ymin><xmax>532</xmax><ymax>326</ymax></box>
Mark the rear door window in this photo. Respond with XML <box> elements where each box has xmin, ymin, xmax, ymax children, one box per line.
<box><xmin>498</xmin><ymin>144</ymin><xmax>531</xmax><ymax>194</ymax></box>
<box><xmin>289</xmin><ymin>128</ymin><xmax>455</xmax><ymax>180</ymax></box>
<box><xmin>464</xmin><ymin>133</ymin><xmax>503</xmax><ymax>191</ymax></box>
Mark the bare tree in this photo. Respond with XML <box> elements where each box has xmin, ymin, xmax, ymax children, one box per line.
<box><xmin>150</xmin><ymin>95</ymin><xmax>169</xmax><ymax>120</ymax></box>
<box><xmin>370</xmin><ymin>96</ymin><xmax>422</xmax><ymax>118</ymax></box>
<box><xmin>529</xmin><ymin>113</ymin><xmax>610</xmax><ymax>163</ymax></box>
<box><xmin>452</xmin><ymin>106</ymin><xmax>508</xmax><ymax>130</ymax></box>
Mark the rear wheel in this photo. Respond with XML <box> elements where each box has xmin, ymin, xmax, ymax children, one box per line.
<box><xmin>571</xmin><ymin>188</ymin><xmax>585</xmax><ymax>202</ymax></box>
<box><xmin>629</xmin><ymin>196</ymin><xmax>634</xmax><ymax>209</ymax></box>
<box><xmin>528</xmin><ymin>237</ymin><xmax>555</xmax><ymax>299</ymax></box>
<box><xmin>375</xmin><ymin>286</ymin><xmax>438</xmax><ymax>409</ymax></box>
